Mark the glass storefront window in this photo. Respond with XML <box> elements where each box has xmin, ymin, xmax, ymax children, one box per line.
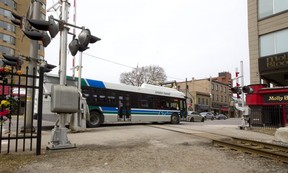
<box><xmin>259</xmin><ymin>0</ymin><xmax>288</xmax><ymax>19</ymax></box>
<box><xmin>260</xmin><ymin>29</ymin><xmax>288</xmax><ymax>57</ymax></box>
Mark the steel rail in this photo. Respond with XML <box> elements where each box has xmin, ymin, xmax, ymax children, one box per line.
<box><xmin>149</xmin><ymin>125</ymin><xmax>288</xmax><ymax>163</ymax></box>
<box><xmin>213</xmin><ymin>139</ymin><xmax>288</xmax><ymax>163</ymax></box>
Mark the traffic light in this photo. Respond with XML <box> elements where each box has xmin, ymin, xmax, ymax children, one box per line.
<box><xmin>69</xmin><ymin>28</ymin><xmax>101</xmax><ymax>56</ymax></box>
<box><xmin>242</xmin><ymin>86</ymin><xmax>254</xmax><ymax>94</ymax></box>
<box><xmin>1</xmin><ymin>55</ymin><xmax>23</xmax><ymax>70</ymax></box>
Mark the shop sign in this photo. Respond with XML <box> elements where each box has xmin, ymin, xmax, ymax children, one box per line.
<box><xmin>263</xmin><ymin>93</ymin><xmax>288</xmax><ymax>103</ymax></box>
<box><xmin>259</xmin><ymin>52</ymin><xmax>288</xmax><ymax>72</ymax></box>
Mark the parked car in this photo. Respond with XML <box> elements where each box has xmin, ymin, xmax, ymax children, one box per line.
<box><xmin>187</xmin><ymin>111</ymin><xmax>205</xmax><ymax>122</ymax></box>
<box><xmin>200</xmin><ymin>112</ymin><xmax>215</xmax><ymax>120</ymax></box>
<box><xmin>215</xmin><ymin>114</ymin><xmax>227</xmax><ymax>120</ymax></box>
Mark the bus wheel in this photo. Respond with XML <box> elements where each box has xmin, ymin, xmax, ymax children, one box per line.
<box><xmin>171</xmin><ymin>113</ymin><xmax>180</xmax><ymax>124</ymax></box>
<box><xmin>87</xmin><ymin>111</ymin><xmax>103</xmax><ymax>128</ymax></box>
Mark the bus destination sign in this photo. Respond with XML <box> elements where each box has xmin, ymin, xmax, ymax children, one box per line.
<box><xmin>155</xmin><ymin>91</ymin><xmax>171</xmax><ymax>96</ymax></box>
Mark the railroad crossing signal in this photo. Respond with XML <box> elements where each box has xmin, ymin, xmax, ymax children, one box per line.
<box><xmin>69</xmin><ymin>28</ymin><xmax>101</xmax><ymax>56</ymax></box>
<box><xmin>242</xmin><ymin>86</ymin><xmax>254</xmax><ymax>94</ymax></box>
<box><xmin>23</xmin><ymin>15</ymin><xmax>59</xmax><ymax>47</ymax></box>
<box><xmin>1</xmin><ymin>55</ymin><xmax>23</xmax><ymax>70</ymax></box>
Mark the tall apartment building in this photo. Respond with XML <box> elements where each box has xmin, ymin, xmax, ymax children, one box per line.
<box><xmin>246</xmin><ymin>1</ymin><xmax>288</xmax><ymax>127</ymax></box>
<box><xmin>177</xmin><ymin>72</ymin><xmax>232</xmax><ymax>115</ymax></box>
<box><xmin>0</xmin><ymin>0</ymin><xmax>46</xmax><ymax>67</ymax></box>
<box><xmin>248</xmin><ymin>0</ymin><xmax>288</xmax><ymax>86</ymax></box>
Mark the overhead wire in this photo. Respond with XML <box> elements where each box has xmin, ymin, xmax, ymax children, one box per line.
<box><xmin>83</xmin><ymin>53</ymin><xmax>185</xmax><ymax>81</ymax></box>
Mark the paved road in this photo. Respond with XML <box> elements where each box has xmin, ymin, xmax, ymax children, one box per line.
<box><xmin>2</xmin><ymin>118</ymin><xmax>288</xmax><ymax>173</ymax></box>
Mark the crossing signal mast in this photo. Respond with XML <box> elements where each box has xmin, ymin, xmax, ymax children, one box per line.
<box><xmin>230</xmin><ymin>61</ymin><xmax>244</xmax><ymax>105</ymax></box>
<box><xmin>229</xmin><ymin>61</ymin><xmax>251</xmax><ymax>129</ymax></box>
<box><xmin>9</xmin><ymin>0</ymin><xmax>101</xmax><ymax>149</ymax></box>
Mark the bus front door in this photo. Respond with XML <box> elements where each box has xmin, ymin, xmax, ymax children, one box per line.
<box><xmin>118</xmin><ymin>96</ymin><xmax>131</xmax><ymax>121</ymax></box>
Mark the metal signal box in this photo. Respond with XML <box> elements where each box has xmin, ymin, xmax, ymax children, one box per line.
<box><xmin>50</xmin><ymin>84</ymin><xmax>79</xmax><ymax>113</ymax></box>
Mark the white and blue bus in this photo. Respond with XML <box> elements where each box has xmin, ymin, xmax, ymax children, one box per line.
<box><xmin>39</xmin><ymin>75</ymin><xmax>187</xmax><ymax>128</ymax></box>
<box><xmin>81</xmin><ymin>79</ymin><xmax>187</xmax><ymax>127</ymax></box>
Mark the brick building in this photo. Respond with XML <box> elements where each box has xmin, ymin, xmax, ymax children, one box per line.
<box><xmin>177</xmin><ymin>72</ymin><xmax>232</xmax><ymax>115</ymax></box>
<box><xmin>0</xmin><ymin>0</ymin><xmax>46</xmax><ymax>67</ymax></box>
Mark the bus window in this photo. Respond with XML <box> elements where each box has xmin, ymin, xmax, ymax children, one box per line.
<box><xmin>125</xmin><ymin>96</ymin><xmax>131</xmax><ymax>119</ymax></box>
<box><xmin>179</xmin><ymin>99</ymin><xmax>187</xmax><ymax>118</ymax></box>
<box><xmin>140</xmin><ymin>100</ymin><xmax>149</xmax><ymax>108</ymax></box>
<box><xmin>92</xmin><ymin>94</ymin><xmax>98</xmax><ymax>103</ymax></box>
<box><xmin>99</xmin><ymin>95</ymin><xmax>106</xmax><ymax>103</ymax></box>
<box><xmin>107</xmin><ymin>93</ymin><xmax>116</xmax><ymax>103</ymax></box>
<box><xmin>170</xmin><ymin>98</ymin><xmax>179</xmax><ymax>110</ymax></box>
<box><xmin>118</xmin><ymin>96</ymin><xmax>123</xmax><ymax>119</ymax></box>
<box><xmin>82</xmin><ymin>89</ymin><xmax>90</xmax><ymax>98</ymax></box>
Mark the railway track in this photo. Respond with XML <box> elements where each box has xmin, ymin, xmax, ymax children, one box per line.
<box><xmin>149</xmin><ymin>124</ymin><xmax>288</xmax><ymax>164</ymax></box>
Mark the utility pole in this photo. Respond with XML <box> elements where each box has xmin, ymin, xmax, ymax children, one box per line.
<box><xmin>22</xmin><ymin>0</ymin><xmax>41</xmax><ymax>133</ymax></box>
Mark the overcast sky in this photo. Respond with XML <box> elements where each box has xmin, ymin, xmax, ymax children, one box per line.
<box><xmin>45</xmin><ymin>0</ymin><xmax>249</xmax><ymax>85</ymax></box>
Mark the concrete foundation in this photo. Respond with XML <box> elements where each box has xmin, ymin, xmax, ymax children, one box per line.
<box><xmin>274</xmin><ymin>127</ymin><xmax>288</xmax><ymax>143</ymax></box>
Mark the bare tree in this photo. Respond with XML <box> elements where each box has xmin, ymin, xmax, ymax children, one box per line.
<box><xmin>120</xmin><ymin>65</ymin><xmax>167</xmax><ymax>86</ymax></box>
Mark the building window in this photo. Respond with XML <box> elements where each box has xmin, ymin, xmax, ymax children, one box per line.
<box><xmin>211</xmin><ymin>84</ymin><xmax>214</xmax><ymax>90</ymax></box>
<box><xmin>260</xmin><ymin>29</ymin><xmax>288</xmax><ymax>57</ymax></box>
<box><xmin>1</xmin><ymin>33</ymin><xmax>15</xmax><ymax>44</ymax></box>
<box><xmin>0</xmin><ymin>0</ymin><xmax>16</xmax><ymax>9</ymax></box>
<box><xmin>38</xmin><ymin>44</ymin><xmax>44</xmax><ymax>51</ymax></box>
<box><xmin>41</xmin><ymin>13</ymin><xmax>46</xmax><ymax>20</ymax></box>
<box><xmin>0</xmin><ymin>20</ymin><xmax>16</xmax><ymax>32</ymax></box>
<box><xmin>215</xmin><ymin>84</ymin><xmax>218</xmax><ymax>91</ymax></box>
<box><xmin>0</xmin><ymin>45</ymin><xmax>14</xmax><ymax>55</ymax></box>
<box><xmin>0</xmin><ymin>7</ymin><xmax>15</xmax><ymax>18</ymax></box>
<box><xmin>259</xmin><ymin>0</ymin><xmax>288</xmax><ymax>19</ymax></box>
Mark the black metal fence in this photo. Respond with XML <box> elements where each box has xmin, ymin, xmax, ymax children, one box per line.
<box><xmin>250</xmin><ymin>105</ymin><xmax>283</xmax><ymax>128</ymax></box>
<box><xmin>0</xmin><ymin>66</ymin><xmax>44</xmax><ymax>155</ymax></box>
